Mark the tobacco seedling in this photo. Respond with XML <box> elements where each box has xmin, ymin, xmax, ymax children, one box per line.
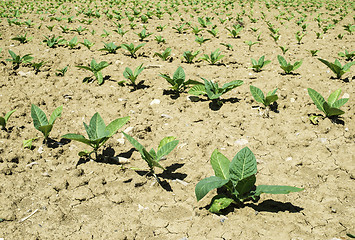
<box><xmin>0</xmin><ymin>109</ymin><xmax>16</xmax><ymax>130</ymax></box>
<box><xmin>122</xmin><ymin>132</ymin><xmax>179</xmax><ymax>182</ymax></box>
<box><xmin>71</xmin><ymin>26</ymin><xmax>87</xmax><ymax>34</ymax></box>
<box><xmin>154</xmin><ymin>48</ymin><xmax>172</xmax><ymax>61</ymax></box>
<box><xmin>277</xmin><ymin>55</ymin><xmax>302</xmax><ymax>74</ymax></box>
<box><xmin>279</xmin><ymin>46</ymin><xmax>289</xmax><ymax>55</ymax></box>
<box><xmin>79</xmin><ymin>39</ymin><xmax>95</xmax><ymax>50</ymax></box>
<box><xmin>123</xmin><ymin>63</ymin><xmax>144</xmax><ymax>88</ymax></box>
<box><xmin>43</xmin><ymin>35</ymin><xmax>66</xmax><ymax>48</ymax></box>
<box><xmin>250</xmin><ymin>56</ymin><xmax>271</xmax><ymax>72</ymax></box>
<box><xmin>220</xmin><ymin>43</ymin><xmax>233</xmax><ymax>51</ymax></box>
<box><xmin>120</xmin><ymin>43</ymin><xmax>145</xmax><ymax>58</ymax></box>
<box><xmin>59</xmin><ymin>25</ymin><xmax>71</xmax><ymax>33</ymax></box>
<box><xmin>159</xmin><ymin>66</ymin><xmax>201</xmax><ymax>93</ymax></box>
<box><xmin>67</xmin><ymin>36</ymin><xmax>78</xmax><ymax>49</ymax></box>
<box><xmin>114</xmin><ymin>28</ymin><xmax>128</xmax><ymax>37</ymax></box>
<box><xmin>31</xmin><ymin>61</ymin><xmax>46</xmax><ymax>74</ymax></box>
<box><xmin>99</xmin><ymin>42</ymin><xmax>120</xmax><ymax>54</ymax></box>
<box><xmin>6</xmin><ymin>50</ymin><xmax>33</xmax><ymax>68</ymax></box>
<box><xmin>270</xmin><ymin>33</ymin><xmax>280</xmax><ymax>42</ymax></box>
<box><xmin>23</xmin><ymin>137</ymin><xmax>38</xmax><ymax>149</ymax></box>
<box><xmin>250</xmin><ymin>86</ymin><xmax>278</xmax><ymax>107</ymax></box>
<box><xmin>11</xmin><ymin>33</ymin><xmax>32</xmax><ymax>44</ymax></box>
<box><xmin>172</xmin><ymin>23</ymin><xmax>187</xmax><ymax>34</ymax></box>
<box><xmin>295</xmin><ymin>31</ymin><xmax>306</xmax><ymax>44</ymax></box>
<box><xmin>31</xmin><ymin>104</ymin><xmax>62</xmax><ymax>142</ymax></box>
<box><xmin>245</xmin><ymin>40</ymin><xmax>259</xmax><ymax>51</ymax></box>
<box><xmin>76</xmin><ymin>59</ymin><xmax>110</xmax><ymax>85</ymax></box>
<box><xmin>100</xmin><ymin>29</ymin><xmax>111</xmax><ymax>38</ymax></box>
<box><xmin>191</xmin><ymin>26</ymin><xmax>204</xmax><ymax>35</ymax></box>
<box><xmin>188</xmin><ymin>78</ymin><xmax>243</xmax><ymax>105</ymax></box>
<box><xmin>195</xmin><ymin>147</ymin><xmax>303</xmax><ymax>213</ymax></box>
<box><xmin>62</xmin><ymin>113</ymin><xmax>129</xmax><ymax>159</ymax></box>
<box><xmin>182</xmin><ymin>50</ymin><xmax>200</xmax><ymax>63</ymax></box>
<box><xmin>195</xmin><ymin>35</ymin><xmax>210</xmax><ymax>45</ymax></box>
<box><xmin>225</xmin><ymin>24</ymin><xmax>243</xmax><ymax>38</ymax></box>
<box><xmin>308</xmin><ymin>50</ymin><xmax>319</xmax><ymax>57</ymax></box>
<box><xmin>156</xmin><ymin>24</ymin><xmax>167</xmax><ymax>32</ymax></box>
<box><xmin>318</xmin><ymin>58</ymin><xmax>355</xmax><ymax>79</ymax></box>
<box><xmin>155</xmin><ymin>35</ymin><xmax>166</xmax><ymax>44</ymax></box>
<box><xmin>55</xmin><ymin>66</ymin><xmax>68</xmax><ymax>76</ymax></box>
<box><xmin>135</xmin><ymin>29</ymin><xmax>153</xmax><ymax>41</ymax></box>
<box><xmin>338</xmin><ymin>50</ymin><xmax>355</xmax><ymax>61</ymax></box>
<box><xmin>207</xmin><ymin>28</ymin><xmax>218</xmax><ymax>38</ymax></box>
<box><xmin>308</xmin><ymin>88</ymin><xmax>349</xmax><ymax>117</ymax></box>
<box><xmin>200</xmin><ymin>49</ymin><xmax>224</xmax><ymax>65</ymax></box>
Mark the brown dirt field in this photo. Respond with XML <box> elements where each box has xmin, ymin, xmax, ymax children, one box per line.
<box><xmin>0</xmin><ymin>0</ymin><xmax>354</xmax><ymax>239</ymax></box>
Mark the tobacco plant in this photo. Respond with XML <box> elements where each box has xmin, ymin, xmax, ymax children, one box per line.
<box><xmin>43</xmin><ymin>35</ymin><xmax>66</xmax><ymax>48</ymax></box>
<box><xmin>11</xmin><ymin>33</ymin><xmax>32</xmax><ymax>44</ymax></box>
<box><xmin>250</xmin><ymin>86</ymin><xmax>278</xmax><ymax>107</ymax></box>
<box><xmin>99</xmin><ymin>42</ymin><xmax>120</xmax><ymax>54</ymax></box>
<box><xmin>62</xmin><ymin>113</ymin><xmax>129</xmax><ymax>159</ymax></box>
<box><xmin>154</xmin><ymin>48</ymin><xmax>172</xmax><ymax>61</ymax></box>
<box><xmin>250</xmin><ymin>56</ymin><xmax>271</xmax><ymax>72</ymax></box>
<box><xmin>31</xmin><ymin>104</ymin><xmax>62</xmax><ymax>142</ymax></box>
<box><xmin>225</xmin><ymin>24</ymin><xmax>243</xmax><ymax>38</ymax></box>
<box><xmin>200</xmin><ymin>49</ymin><xmax>224</xmax><ymax>65</ymax></box>
<box><xmin>338</xmin><ymin>50</ymin><xmax>355</xmax><ymax>61</ymax></box>
<box><xmin>188</xmin><ymin>78</ymin><xmax>243</xmax><ymax>105</ymax></box>
<box><xmin>76</xmin><ymin>59</ymin><xmax>110</xmax><ymax>85</ymax></box>
<box><xmin>31</xmin><ymin>61</ymin><xmax>46</xmax><ymax>74</ymax></box>
<box><xmin>155</xmin><ymin>35</ymin><xmax>166</xmax><ymax>44</ymax></box>
<box><xmin>55</xmin><ymin>66</ymin><xmax>68</xmax><ymax>76</ymax></box>
<box><xmin>135</xmin><ymin>29</ymin><xmax>153</xmax><ymax>41</ymax></box>
<box><xmin>123</xmin><ymin>63</ymin><xmax>144</xmax><ymax>88</ymax></box>
<box><xmin>277</xmin><ymin>55</ymin><xmax>302</xmax><ymax>74</ymax></box>
<box><xmin>0</xmin><ymin>109</ymin><xmax>16</xmax><ymax>130</ymax></box>
<box><xmin>159</xmin><ymin>66</ymin><xmax>201</xmax><ymax>93</ymax></box>
<box><xmin>195</xmin><ymin>35</ymin><xmax>210</xmax><ymax>45</ymax></box>
<box><xmin>195</xmin><ymin>147</ymin><xmax>303</xmax><ymax>213</ymax></box>
<box><xmin>6</xmin><ymin>50</ymin><xmax>33</xmax><ymax>68</ymax></box>
<box><xmin>121</xmin><ymin>43</ymin><xmax>145</xmax><ymax>58</ymax></box>
<box><xmin>67</xmin><ymin>36</ymin><xmax>78</xmax><ymax>49</ymax></box>
<box><xmin>318</xmin><ymin>58</ymin><xmax>355</xmax><ymax>79</ymax></box>
<box><xmin>308</xmin><ymin>88</ymin><xmax>349</xmax><ymax>117</ymax></box>
<box><xmin>79</xmin><ymin>39</ymin><xmax>95</xmax><ymax>50</ymax></box>
<box><xmin>122</xmin><ymin>132</ymin><xmax>179</xmax><ymax>183</ymax></box>
<box><xmin>182</xmin><ymin>50</ymin><xmax>200</xmax><ymax>63</ymax></box>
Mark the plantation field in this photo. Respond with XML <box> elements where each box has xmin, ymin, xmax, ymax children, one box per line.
<box><xmin>0</xmin><ymin>0</ymin><xmax>354</xmax><ymax>239</ymax></box>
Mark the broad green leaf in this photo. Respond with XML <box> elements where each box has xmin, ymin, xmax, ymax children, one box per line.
<box><xmin>159</xmin><ymin>73</ymin><xmax>175</xmax><ymax>86</ymax></box>
<box><xmin>0</xmin><ymin>117</ymin><xmax>5</xmax><ymax>128</ymax></box>
<box><xmin>156</xmin><ymin>140</ymin><xmax>179</xmax><ymax>161</ymax></box>
<box><xmin>188</xmin><ymin>84</ymin><xmax>206</xmax><ymax>96</ymax></box>
<box><xmin>327</xmin><ymin>89</ymin><xmax>341</xmax><ymax>106</ymax></box>
<box><xmin>48</xmin><ymin>106</ymin><xmax>63</xmax><ymax>125</ymax></box>
<box><xmin>122</xmin><ymin>132</ymin><xmax>145</xmax><ymax>153</ymax></box>
<box><xmin>208</xmin><ymin>195</ymin><xmax>234</xmax><ymax>213</ymax></box>
<box><xmin>258</xmin><ymin>56</ymin><xmax>265</xmax><ymax>66</ymax></box>
<box><xmin>221</xmin><ymin>80</ymin><xmax>244</xmax><ymax>93</ymax></box>
<box><xmin>31</xmin><ymin>104</ymin><xmax>49</xmax><ymax>130</ymax></box>
<box><xmin>323</xmin><ymin>103</ymin><xmax>345</xmax><ymax>116</ymax></box>
<box><xmin>149</xmin><ymin>148</ymin><xmax>157</xmax><ymax>160</ymax></box>
<box><xmin>158</xmin><ymin>136</ymin><xmax>176</xmax><ymax>150</ymax></box>
<box><xmin>343</xmin><ymin>61</ymin><xmax>355</xmax><ymax>71</ymax></box>
<box><xmin>266</xmin><ymin>88</ymin><xmax>278</xmax><ymax>96</ymax></box>
<box><xmin>61</xmin><ymin>133</ymin><xmax>92</xmax><ymax>145</ymax></box>
<box><xmin>84</xmin><ymin>122</ymin><xmax>96</xmax><ymax>141</ymax></box>
<box><xmin>251</xmin><ymin>58</ymin><xmax>257</xmax><ymax>66</ymax></box>
<box><xmin>173</xmin><ymin>66</ymin><xmax>185</xmax><ymax>86</ymax></box>
<box><xmin>184</xmin><ymin>79</ymin><xmax>203</xmax><ymax>86</ymax></box>
<box><xmin>105</xmin><ymin>116</ymin><xmax>130</xmax><ymax>137</ymax></box>
<box><xmin>264</xmin><ymin>95</ymin><xmax>278</xmax><ymax>106</ymax></box>
<box><xmin>95</xmin><ymin>71</ymin><xmax>103</xmax><ymax>85</ymax></box>
<box><xmin>293</xmin><ymin>60</ymin><xmax>302</xmax><ymax>71</ymax></box>
<box><xmin>76</xmin><ymin>65</ymin><xmax>93</xmax><ymax>72</ymax></box>
<box><xmin>123</xmin><ymin>67</ymin><xmax>133</xmax><ymax>79</ymax></box>
<box><xmin>332</xmin><ymin>98</ymin><xmax>348</xmax><ymax>108</ymax></box>
<box><xmin>250</xmin><ymin>85</ymin><xmax>265</xmax><ymax>105</ymax></box>
<box><xmin>277</xmin><ymin>55</ymin><xmax>287</xmax><ymax>67</ymax></box>
<box><xmin>229</xmin><ymin>147</ymin><xmax>257</xmax><ymax>183</ymax></box>
<box><xmin>89</xmin><ymin>112</ymin><xmax>107</xmax><ymax>139</ymax></box>
<box><xmin>307</xmin><ymin>88</ymin><xmax>326</xmax><ymax>113</ymax></box>
<box><xmin>210</xmin><ymin>149</ymin><xmax>230</xmax><ymax>180</ymax></box>
<box><xmin>195</xmin><ymin>176</ymin><xmax>229</xmax><ymax>201</ymax></box>
<box><xmin>318</xmin><ymin>58</ymin><xmax>341</xmax><ymax>77</ymax></box>
<box><xmin>38</xmin><ymin>124</ymin><xmax>53</xmax><ymax>138</ymax></box>
<box><xmin>254</xmin><ymin>185</ymin><xmax>303</xmax><ymax>196</ymax></box>
<box><xmin>234</xmin><ymin>175</ymin><xmax>256</xmax><ymax>198</ymax></box>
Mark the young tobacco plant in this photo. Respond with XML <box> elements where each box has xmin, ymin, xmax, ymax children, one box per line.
<box><xmin>0</xmin><ymin>109</ymin><xmax>16</xmax><ymax>130</ymax></box>
<box><xmin>250</xmin><ymin>56</ymin><xmax>271</xmax><ymax>72</ymax></box>
<box><xmin>188</xmin><ymin>78</ymin><xmax>243</xmax><ymax>105</ymax></box>
<box><xmin>225</xmin><ymin>24</ymin><xmax>243</xmax><ymax>38</ymax></box>
<box><xmin>122</xmin><ymin>132</ymin><xmax>179</xmax><ymax>182</ymax></box>
<box><xmin>76</xmin><ymin>59</ymin><xmax>110</xmax><ymax>85</ymax></box>
<box><xmin>120</xmin><ymin>43</ymin><xmax>145</xmax><ymax>58</ymax></box>
<box><xmin>11</xmin><ymin>33</ymin><xmax>32</xmax><ymax>44</ymax></box>
<box><xmin>250</xmin><ymin>85</ymin><xmax>278</xmax><ymax>107</ymax></box>
<box><xmin>6</xmin><ymin>50</ymin><xmax>33</xmax><ymax>68</ymax></box>
<box><xmin>159</xmin><ymin>66</ymin><xmax>201</xmax><ymax>93</ymax></box>
<box><xmin>55</xmin><ymin>66</ymin><xmax>69</xmax><ymax>76</ymax></box>
<box><xmin>31</xmin><ymin>104</ymin><xmax>62</xmax><ymax>142</ymax></box>
<box><xmin>43</xmin><ymin>35</ymin><xmax>66</xmax><ymax>48</ymax></box>
<box><xmin>99</xmin><ymin>42</ymin><xmax>120</xmax><ymax>54</ymax></box>
<box><xmin>195</xmin><ymin>147</ymin><xmax>303</xmax><ymax>213</ymax></box>
<box><xmin>338</xmin><ymin>50</ymin><xmax>355</xmax><ymax>61</ymax></box>
<box><xmin>200</xmin><ymin>49</ymin><xmax>224</xmax><ymax>65</ymax></box>
<box><xmin>135</xmin><ymin>29</ymin><xmax>153</xmax><ymax>41</ymax></box>
<box><xmin>318</xmin><ymin>58</ymin><xmax>355</xmax><ymax>79</ymax></box>
<box><xmin>123</xmin><ymin>63</ymin><xmax>144</xmax><ymax>88</ymax></box>
<box><xmin>62</xmin><ymin>113</ymin><xmax>129</xmax><ymax>159</ymax></box>
<box><xmin>308</xmin><ymin>88</ymin><xmax>349</xmax><ymax>118</ymax></box>
<box><xmin>195</xmin><ymin>35</ymin><xmax>210</xmax><ymax>45</ymax></box>
<box><xmin>182</xmin><ymin>50</ymin><xmax>200</xmax><ymax>63</ymax></box>
<box><xmin>67</xmin><ymin>36</ymin><xmax>78</xmax><ymax>49</ymax></box>
<box><xmin>154</xmin><ymin>47</ymin><xmax>172</xmax><ymax>61</ymax></box>
<box><xmin>277</xmin><ymin>55</ymin><xmax>302</xmax><ymax>74</ymax></box>
<box><xmin>79</xmin><ymin>39</ymin><xmax>95</xmax><ymax>50</ymax></box>
<box><xmin>155</xmin><ymin>35</ymin><xmax>166</xmax><ymax>44</ymax></box>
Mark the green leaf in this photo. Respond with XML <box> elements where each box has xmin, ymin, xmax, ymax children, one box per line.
<box><xmin>254</xmin><ymin>185</ymin><xmax>303</xmax><ymax>197</ymax></box>
<box><xmin>208</xmin><ymin>195</ymin><xmax>234</xmax><ymax>213</ymax></box>
<box><xmin>89</xmin><ymin>112</ymin><xmax>107</xmax><ymax>139</ymax></box>
<box><xmin>173</xmin><ymin>66</ymin><xmax>185</xmax><ymax>86</ymax></box>
<box><xmin>343</xmin><ymin>61</ymin><xmax>355</xmax><ymax>71</ymax></box>
<box><xmin>264</xmin><ymin>95</ymin><xmax>278</xmax><ymax>106</ymax></box>
<box><xmin>210</xmin><ymin>149</ymin><xmax>230</xmax><ymax>180</ymax></box>
<box><xmin>105</xmin><ymin>116</ymin><xmax>130</xmax><ymax>137</ymax></box>
<box><xmin>188</xmin><ymin>84</ymin><xmax>206</xmax><ymax>96</ymax></box>
<box><xmin>307</xmin><ymin>88</ymin><xmax>326</xmax><ymax>113</ymax></box>
<box><xmin>277</xmin><ymin>55</ymin><xmax>287</xmax><ymax>67</ymax></box>
<box><xmin>234</xmin><ymin>175</ymin><xmax>256</xmax><ymax>197</ymax></box>
<box><xmin>229</xmin><ymin>147</ymin><xmax>257</xmax><ymax>183</ymax></box>
<box><xmin>4</xmin><ymin>109</ymin><xmax>16</xmax><ymax>122</ymax></box>
<box><xmin>156</xmin><ymin>140</ymin><xmax>179</xmax><ymax>161</ymax></box>
<box><xmin>48</xmin><ymin>106</ymin><xmax>63</xmax><ymax>125</ymax></box>
<box><xmin>250</xmin><ymin>85</ymin><xmax>265</xmax><ymax>105</ymax></box>
<box><xmin>61</xmin><ymin>133</ymin><xmax>92</xmax><ymax>145</ymax></box>
<box><xmin>122</xmin><ymin>132</ymin><xmax>145</xmax><ymax>153</ymax></box>
<box><xmin>327</xmin><ymin>89</ymin><xmax>341</xmax><ymax>106</ymax></box>
<box><xmin>323</xmin><ymin>103</ymin><xmax>345</xmax><ymax>117</ymax></box>
<box><xmin>158</xmin><ymin>136</ymin><xmax>176</xmax><ymax>150</ymax></box>
<box><xmin>0</xmin><ymin>117</ymin><xmax>5</xmax><ymax>128</ymax></box>
<box><xmin>332</xmin><ymin>98</ymin><xmax>348</xmax><ymax>108</ymax></box>
<box><xmin>195</xmin><ymin>176</ymin><xmax>229</xmax><ymax>201</ymax></box>
<box><xmin>31</xmin><ymin>104</ymin><xmax>49</xmax><ymax>130</ymax></box>
<box><xmin>95</xmin><ymin>71</ymin><xmax>103</xmax><ymax>85</ymax></box>
<box><xmin>293</xmin><ymin>60</ymin><xmax>302</xmax><ymax>71</ymax></box>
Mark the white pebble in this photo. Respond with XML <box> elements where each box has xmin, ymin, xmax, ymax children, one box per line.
<box><xmin>150</xmin><ymin>99</ymin><xmax>161</xmax><ymax>105</ymax></box>
<box><xmin>234</xmin><ymin>139</ymin><xmax>248</xmax><ymax>146</ymax></box>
